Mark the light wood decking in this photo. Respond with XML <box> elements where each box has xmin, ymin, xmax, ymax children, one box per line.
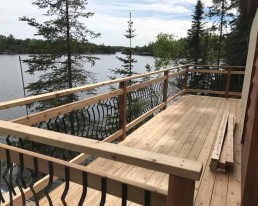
<box><xmin>39</xmin><ymin>95</ymin><xmax>241</xmax><ymax>206</ymax></box>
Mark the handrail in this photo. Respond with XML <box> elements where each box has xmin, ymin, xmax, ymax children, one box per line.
<box><xmin>12</xmin><ymin>89</ymin><xmax>123</xmax><ymax>125</ymax></box>
<box><xmin>0</xmin><ymin>64</ymin><xmax>245</xmax><ymax>111</ymax></box>
<box><xmin>189</xmin><ymin>65</ymin><xmax>245</xmax><ymax>69</ymax></box>
<box><xmin>0</xmin><ymin>65</ymin><xmax>187</xmax><ymax>110</ymax></box>
<box><xmin>0</xmin><ymin>120</ymin><xmax>203</xmax><ymax>181</ymax></box>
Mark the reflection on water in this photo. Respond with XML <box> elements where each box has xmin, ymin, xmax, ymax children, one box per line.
<box><xmin>0</xmin><ymin>53</ymin><xmax>155</xmax><ymax>120</ymax></box>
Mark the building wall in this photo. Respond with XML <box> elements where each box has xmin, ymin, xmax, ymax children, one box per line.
<box><xmin>241</xmin><ymin>8</ymin><xmax>258</xmax><ymax>206</ymax></box>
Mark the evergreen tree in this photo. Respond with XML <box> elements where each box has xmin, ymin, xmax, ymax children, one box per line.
<box><xmin>109</xmin><ymin>13</ymin><xmax>138</xmax><ymax>124</ymax></box>
<box><xmin>187</xmin><ymin>0</ymin><xmax>205</xmax><ymax>64</ymax></box>
<box><xmin>224</xmin><ymin>14</ymin><xmax>252</xmax><ymax>66</ymax></box>
<box><xmin>110</xmin><ymin>12</ymin><xmax>137</xmax><ymax>86</ymax></box>
<box><xmin>18</xmin><ymin>0</ymin><xmax>100</xmax><ymax>159</ymax></box>
<box><xmin>20</xmin><ymin>0</ymin><xmax>100</xmax><ymax>110</ymax></box>
<box><xmin>224</xmin><ymin>12</ymin><xmax>252</xmax><ymax>92</ymax></box>
<box><xmin>208</xmin><ymin>0</ymin><xmax>233</xmax><ymax>65</ymax></box>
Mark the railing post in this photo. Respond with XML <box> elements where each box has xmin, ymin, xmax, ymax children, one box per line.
<box><xmin>119</xmin><ymin>81</ymin><xmax>127</xmax><ymax>140</ymax></box>
<box><xmin>225</xmin><ymin>67</ymin><xmax>232</xmax><ymax>98</ymax></box>
<box><xmin>184</xmin><ymin>66</ymin><xmax>189</xmax><ymax>92</ymax></box>
<box><xmin>167</xmin><ymin>175</ymin><xmax>195</xmax><ymax>206</ymax></box>
<box><xmin>162</xmin><ymin>71</ymin><xmax>169</xmax><ymax>110</ymax></box>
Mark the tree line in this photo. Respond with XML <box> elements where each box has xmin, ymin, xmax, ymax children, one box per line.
<box><xmin>152</xmin><ymin>0</ymin><xmax>253</xmax><ymax>68</ymax></box>
<box><xmin>0</xmin><ymin>34</ymin><xmax>152</xmax><ymax>55</ymax></box>
<box><xmin>0</xmin><ymin>34</ymin><xmax>115</xmax><ymax>54</ymax></box>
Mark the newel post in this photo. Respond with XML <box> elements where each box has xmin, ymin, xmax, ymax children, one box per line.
<box><xmin>119</xmin><ymin>81</ymin><xmax>127</xmax><ymax>140</ymax></box>
<box><xmin>167</xmin><ymin>175</ymin><xmax>195</xmax><ymax>206</ymax></box>
<box><xmin>225</xmin><ymin>67</ymin><xmax>232</xmax><ymax>98</ymax></box>
<box><xmin>162</xmin><ymin>70</ymin><xmax>169</xmax><ymax>110</ymax></box>
<box><xmin>184</xmin><ymin>66</ymin><xmax>189</xmax><ymax>92</ymax></box>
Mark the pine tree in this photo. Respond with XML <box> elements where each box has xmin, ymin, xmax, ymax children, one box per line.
<box><xmin>187</xmin><ymin>0</ymin><xmax>205</xmax><ymax>65</ymax></box>
<box><xmin>18</xmin><ymin>0</ymin><xmax>100</xmax><ymax>159</ymax></box>
<box><xmin>224</xmin><ymin>11</ymin><xmax>252</xmax><ymax>66</ymax></box>
<box><xmin>110</xmin><ymin>12</ymin><xmax>137</xmax><ymax>86</ymax></box>
<box><xmin>20</xmin><ymin>0</ymin><xmax>100</xmax><ymax>109</ymax></box>
<box><xmin>109</xmin><ymin>13</ymin><xmax>137</xmax><ymax>124</ymax></box>
<box><xmin>208</xmin><ymin>0</ymin><xmax>233</xmax><ymax>65</ymax></box>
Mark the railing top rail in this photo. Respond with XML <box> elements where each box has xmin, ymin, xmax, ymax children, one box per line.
<box><xmin>0</xmin><ymin>65</ymin><xmax>188</xmax><ymax>111</ymax></box>
<box><xmin>0</xmin><ymin>120</ymin><xmax>203</xmax><ymax>181</ymax></box>
<box><xmin>189</xmin><ymin>64</ymin><xmax>245</xmax><ymax>69</ymax></box>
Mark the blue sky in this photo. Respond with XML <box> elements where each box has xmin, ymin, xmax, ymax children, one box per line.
<box><xmin>0</xmin><ymin>0</ymin><xmax>212</xmax><ymax>46</ymax></box>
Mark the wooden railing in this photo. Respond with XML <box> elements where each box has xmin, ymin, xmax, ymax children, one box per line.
<box><xmin>0</xmin><ymin>120</ymin><xmax>202</xmax><ymax>206</ymax></box>
<box><xmin>187</xmin><ymin>65</ymin><xmax>245</xmax><ymax>98</ymax></box>
<box><xmin>0</xmin><ymin>64</ymin><xmax>245</xmax><ymax>205</ymax></box>
<box><xmin>0</xmin><ymin>65</ymin><xmax>188</xmax><ymax>142</ymax></box>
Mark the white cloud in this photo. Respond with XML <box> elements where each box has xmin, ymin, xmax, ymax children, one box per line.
<box><xmin>86</xmin><ymin>14</ymin><xmax>191</xmax><ymax>46</ymax></box>
<box><xmin>0</xmin><ymin>0</ymin><xmax>211</xmax><ymax>45</ymax></box>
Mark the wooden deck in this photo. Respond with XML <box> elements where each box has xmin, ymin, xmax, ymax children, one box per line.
<box><xmin>39</xmin><ymin>95</ymin><xmax>241</xmax><ymax>206</ymax></box>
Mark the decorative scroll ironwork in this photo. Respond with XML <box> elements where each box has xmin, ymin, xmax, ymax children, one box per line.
<box><xmin>188</xmin><ymin>66</ymin><xmax>244</xmax><ymax>93</ymax></box>
<box><xmin>0</xmin><ymin>145</ymin><xmax>159</xmax><ymax>205</ymax></box>
<box><xmin>127</xmin><ymin>81</ymin><xmax>163</xmax><ymax>123</ymax></box>
<box><xmin>34</xmin><ymin>96</ymin><xmax>119</xmax><ymax>141</ymax></box>
<box><xmin>168</xmin><ymin>72</ymin><xmax>185</xmax><ymax>99</ymax></box>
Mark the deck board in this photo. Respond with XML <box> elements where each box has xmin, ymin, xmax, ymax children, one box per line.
<box><xmin>39</xmin><ymin>95</ymin><xmax>241</xmax><ymax>205</ymax></box>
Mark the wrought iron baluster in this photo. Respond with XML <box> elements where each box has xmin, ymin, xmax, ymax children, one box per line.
<box><xmin>6</xmin><ymin>135</ymin><xmax>11</xmax><ymax>145</ymax></box>
<box><xmin>78</xmin><ymin>172</ymin><xmax>88</xmax><ymax>206</ymax></box>
<box><xmin>75</xmin><ymin>110</ymin><xmax>81</xmax><ymax>136</ymax></box>
<box><xmin>44</xmin><ymin>161</ymin><xmax>54</xmax><ymax>206</ymax></box>
<box><xmin>99</xmin><ymin>177</ymin><xmax>107</xmax><ymax>206</ymax></box>
<box><xmin>108</xmin><ymin>99</ymin><xmax>116</xmax><ymax>135</ymax></box>
<box><xmin>61</xmin><ymin>166</ymin><xmax>70</xmax><ymax>206</ymax></box>
<box><xmin>46</xmin><ymin>119</ymin><xmax>52</xmax><ymax>131</ymax></box>
<box><xmin>2</xmin><ymin>149</ymin><xmax>15</xmax><ymax>206</ymax></box>
<box><xmin>62</xmin><ymin>114</ymin><xmax>68</xmax><ymax>134</ymax></box>
<box><xmin>54</xmin><ymin>116</ymin><xmax>61</xmax><ymax>133</ymax></box>
<box><xmin>143</xmin><ymin>87</ymin><xmax>149</xmax><ymax>113</ymax></box>
<box><xmin>101</xmin><ymin>101</ymin><xmax>108</xmax><ymax>139</ymax></box>
<box><xmin>91</xmin><ymin>104</ymin><xmax>96</xmax><ymax>139</ymax></box>
<box><xmin>99</xmin><ymin>102</ymin><xmax>106</xmax><ymax>140</ymax></box>
<box><xmin>18</xmin><ymin>152</ymin><xmax>27</xmax><ymax>189</ymax></box>
<box><xmin>80</xmin><ymin>108</ymin><xmax>86</xmax><ymax>137</ymax></box>
<box><xmin>85</xmin><ymin>106</ymin><xmax>91</xmax><ymax>137</ymax></box>
<box><xmin>144</xmin><ymin>190</ymin><xmax>151</xmax><ymax>206</ymax></box>
<box><xmin>114</xmin><ymin>97</ymin><xmax>119</xmax><ymax>130</ymax></box>
<box><xmin>95</xmin><ymin>104</ymin><xmax>101</xmax><ymax>139</ymax></box>
<box><xmin>15</xmin><ymin>153</ymin><xmax>26</xmax><ymax>206</ymax></box>
<box><xmin>121</xmin><ymin>183</ymin><xmax>127</xmax><ymax>206</ymax></box>
<box><xmin>18</xmin><ymin>138</ymin><xmax>24</xmax><ymax>149</ymax></box>
<box><xmin>0</xmin><ymin>159</ymin><xmax>6</xmax><ymax>204</ymax></box>
<box><xmin>37</xmin><ymin>121</ymin><xmax>43</xmax><ymax>129</ymax></box>
<box><xmin>30</xmin><ymin>157</ymin><xmax>39</xmax><ymax>206</ymax></box>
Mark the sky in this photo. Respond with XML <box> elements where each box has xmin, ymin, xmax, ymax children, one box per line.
<box><xmin>0</xmin><ymin>0</ymin><xmax>213</xmax><ymax>46</ymax></box>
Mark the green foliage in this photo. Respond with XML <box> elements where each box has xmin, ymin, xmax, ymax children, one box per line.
<box><xmin>134</xmin><ymin>42</ymin><xmax>154</xmax><ymax>56</ymax></box>
<box><xmin>0</xmin><ymin>34</ymin><xmax>116</xmax><ymax>54</ymax></box>
<box><xmin>187</xmin><ymin>0</ymin><xmax>205</xmax><ymax>64</ymax></box>
<box><xmin>224</xmin><ymin>14</ymin><xmax>252</xmax><ymax>66</ymax></box>
<box><xmin>110</xmin><ymin>13</ymin><xmax>137</xmax><ymax>85</ymax></box>
<box><xmin>153</xmin><ymin>33</ymin><xmax>187</xmax><ymax>69</ymax></box>
<box><xmin>20</xmin><ymin>0</ymin><xmax>100</xmax><ymax>110</ymax></box>
<box><xmin>208</xmin><ymin>0</ymin><xmax>234</xmax><ymax>65</ymax></box>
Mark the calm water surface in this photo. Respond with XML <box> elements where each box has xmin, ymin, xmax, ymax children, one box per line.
<box><xmin>0</xmin><ymin>53</ymin><xmax>155</xmax><ymax>120</ymax></box>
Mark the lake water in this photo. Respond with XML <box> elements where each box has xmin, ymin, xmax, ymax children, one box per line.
<box><xmin>0</xmin><ymin>53</ymin><xmax>155</xmax><ymax>120</ymax></box>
